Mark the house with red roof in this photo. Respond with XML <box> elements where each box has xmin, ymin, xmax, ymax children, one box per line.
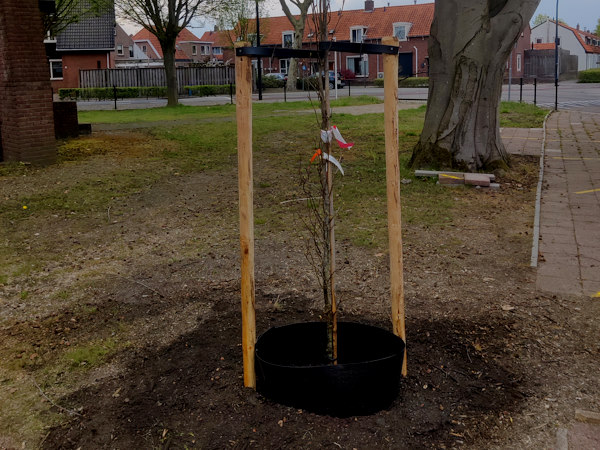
<box><xmin>202</xmin><ymin>1</ymin><xmax>434</xmax><ymax>79</ymax></box>
<box><xmin>198</xmin><ymin>29</ymin><xmax>234</xmax><ymax>64</ymax></box>
<box><xmin>531</xmin><ymin>19</ymin><xmax>600</xmax><ymax>71</ymax></box>
<box><xmin>132</xmin><ymin>27</ymin><xmax>214</xmax><ymax>66</ymax></box>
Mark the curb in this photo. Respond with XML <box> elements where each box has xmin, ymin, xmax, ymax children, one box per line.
<box><xmin>530</xmin><ymin>109</ymin><xmax>554</xmax><ymax>268</ymax></box>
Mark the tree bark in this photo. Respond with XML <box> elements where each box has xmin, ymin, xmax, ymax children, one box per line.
<box><xmin>161</xmin><ymin>39</ymin><xmax>178</xmax><ymax>107</ymax></box>
<box><xmin>410</xmin><ymin>0</ymin><xmax>540</xmax><ymax>171</ymax></box>
<box><xmin>279</xmin><ymin>0</ymin><xmax>312</xmax><ymax>92</ymax></box>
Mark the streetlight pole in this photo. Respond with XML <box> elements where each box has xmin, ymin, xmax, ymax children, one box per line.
<box><xmin>554</xmin><ymin>0</ymin><xmax>559</xmax><ymax>111</ymax></box>
<box><xmin>256</xmin><ymin>0</ymin><xmax>262</xmax><ymax>100</ymax></box>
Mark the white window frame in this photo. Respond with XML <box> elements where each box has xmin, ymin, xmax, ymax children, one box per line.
<box><xmin>117</xmin><ymin>44</ymin><xmax>123</xmax><ymax>55</ymax></box>
<box><xmin>49</xmin><ymin>59</ymin><xmax>63</xmax><ymax>80</ymax></box>
<box><xmin>282</xmin><ymin>31</ymin><xmax>294</xmax><ymax>48</ymax></box>
<box><xmin>350</xmin><ymin>26</ymin><xmax>366</xmax><ymax>43</ymax></box>
<box><xmin>280</xmin><ymin>59</ymin><xmax>289</xmax><ymax>74</ymax></box>
<box><xmin>142</xmin><ymin>44</ymin><xmax>147</xmax><ymax>53</ymax></box>
<box><xmin>128</xmin><ymin>46</ymin><xmax>134</xmax><ymax>57</ymax></box>
<box><xmin>200</xmin><ymin>45</ymin><xmax>210</xmax><ymax>56</ymax></box>
<box><xmin>346</xmin><ymin>54</ymin><xmax>369</xmax><ymax>77</ymax></box>
<box><xmin>192</xmin><ymin>44</ymin><xmax>197</xmax><ymax>55</ymax></box>
<box><xmin>516</xmin><ymin>53</ymin><xmax>522</xmax><ymax>72</ymax></box>
<box><xmin>212</xmin><ymin>46</ymin><xmax>222</xmax><ymax>55</ymax></box>
<box><xmin>393</xmin><ymin>22</ymin><xmax>411</xmax><ymax>41</ymax></box>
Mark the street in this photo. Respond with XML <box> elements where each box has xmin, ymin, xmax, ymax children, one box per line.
<box><xmin>76</xmin><ymin>79</ymin><xmax>600</xmax><ymax>113</ymax></box>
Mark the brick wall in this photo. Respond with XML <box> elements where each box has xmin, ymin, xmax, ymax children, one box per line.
<box><xmin>0</xmin><ymin>0</ymin><xmax>56</xmax><ymax>164</ymax></box>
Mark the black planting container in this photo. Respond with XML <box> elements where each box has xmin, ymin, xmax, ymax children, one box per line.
<box><xmin>255</xmin><ymin>321</ymin><xmax>405</xmax><ymax>417</ymax></box>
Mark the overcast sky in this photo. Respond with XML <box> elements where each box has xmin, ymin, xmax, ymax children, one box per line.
<box><xmin>125</xmin><ymin>0</ymin><xmax>599</xmax><ymax>38</ymax></box>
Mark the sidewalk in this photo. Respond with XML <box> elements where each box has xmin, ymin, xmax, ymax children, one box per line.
<box><xmin>535</xmin><ymin>110</ymin><xmax>600</xmax><ymax>298</ymax></box>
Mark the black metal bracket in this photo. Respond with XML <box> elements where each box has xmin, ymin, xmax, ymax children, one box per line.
<box><xmin>235</xmin><ymin>41</ymin><xmax>398</xmax><ymax>59</ymax></box>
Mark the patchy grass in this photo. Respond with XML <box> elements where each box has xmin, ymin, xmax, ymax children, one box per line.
<box><xmin>500</xmin><ymin>101</ymin><xmax>549</xmax><ymax>128</ymax></box>
<box><xmin>64</xmin><ymin>338</ymin><xmax>118</xmax><ymax>369</ymax></box>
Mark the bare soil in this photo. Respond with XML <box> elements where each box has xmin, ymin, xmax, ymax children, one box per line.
<box><xmin>0</xmin><ymin>129</ymin><xmax>598</xmax><ymax>449</ymax></box>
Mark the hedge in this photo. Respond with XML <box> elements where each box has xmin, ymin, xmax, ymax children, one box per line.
<box><xmin>373</xmin><ymin>77</ymin><xmax>429</xmax><ymax>88</ymax></box>
<box><xmin>183</xmin><ymin>84</ymin><xmax>233</xmax><ymax>96</ymax></box>
<box><xmin>578</xmin><ymin>69</ymin><xmax>600</xmax><ymax>83</ymax></box>
<box><xmin>58</xmin><ymin>84</ymin><xmax>232</xmax><ymax>101</ymax></box>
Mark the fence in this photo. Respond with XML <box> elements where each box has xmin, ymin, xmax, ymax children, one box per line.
<box><xmin>79</xmin><ymin>66</ymin><xmax>235</xmax><ymax>94</ymax></box>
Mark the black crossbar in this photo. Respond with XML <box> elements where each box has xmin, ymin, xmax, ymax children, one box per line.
<box><xmin>236</xmin><ymin>41</ymin><xmax>398</xmax><ymax>59</ymax></box>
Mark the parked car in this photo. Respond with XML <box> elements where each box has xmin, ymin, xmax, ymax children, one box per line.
<box><xmin>264</xmin><ymin>73</ymin><xmax>287</xmax><ymax>82</ymax></box>
<box><xmin>307</xmin><ymin>71</ymin><xmax>345</xmax><ymax>89</ymax></box>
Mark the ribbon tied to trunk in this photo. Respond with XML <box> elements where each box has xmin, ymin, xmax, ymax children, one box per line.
<box><xmin>311</xmin><ymin>126</ymin><xmax>354</xmax><ymax>175</ymax></box>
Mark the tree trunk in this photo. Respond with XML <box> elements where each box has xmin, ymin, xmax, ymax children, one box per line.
<box><xmin>286</xmin><ymin>29</ymin><xmax>305</xmax><ymax>91</ymax></box>
<box><xmin>161</xmin><ymin>39</ymin><xmax>178</xmax><ymax>107</ymax></box>
<box><xmin>410</xmin><ymin>0</ymin><xmax>540</xmax><ymax>171</ymax></box>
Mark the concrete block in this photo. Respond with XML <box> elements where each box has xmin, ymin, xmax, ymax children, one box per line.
<box><xmin>464</xmin><ymin>173</ymin><xmax>491</xmax><ymax>187</ymax></box>
<box><xmin>438</xmin><ymin>173</ymin><xmax>464</xmax><ymax>185</ymax></box>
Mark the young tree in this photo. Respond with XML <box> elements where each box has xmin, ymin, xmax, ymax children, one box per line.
<box><xmin>595</xmin><ymin>18</ymin><xmax>600</xmax><ymax>37</ymax></box>
<box><xmin>410</xmin><ymin>0</ymin><xmax>541</xmax><ymax>171</ymax></box>
<box><xmin>279</xmin><ymin>0</ymin><xmax>313</xmax><ymax>91</ymax></box>
<box><xmin>117</xmin><ymin>0</ymin><xmax>214</xmax><ymax>106</ymax></box>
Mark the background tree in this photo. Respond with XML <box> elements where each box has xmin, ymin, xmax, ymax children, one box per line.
<box><xmin>117</xmin><ymin>0</ymin><xmax>214</xmax><ymax>106</ymax></box>
<box><xmin>532</xmin><ymin>13</ymin><xmax>549</xmax><ymax>26</ymax></box>
<box><xmin>42</xmin><ymin>0</ymin><xmax>111</xmax><ymax>37</ymax></box>
<box><xmin>595</xmin><ymin>18</ymin><xmax>600</xmax><ymax>37</ymax></box>
<box><xmin>213</xmin><ymin>0</ymin><xmax>270</xmax><ymax>46</ymax></box>
<box><xmin>279</xmin><ymin>0</ymin><xmax>313</xmax><ymax>91</ymax></box>
<box><xmin>410</xmin><ymin>0</ymin><xmax>540</xmax><ymax>171</ymax></box>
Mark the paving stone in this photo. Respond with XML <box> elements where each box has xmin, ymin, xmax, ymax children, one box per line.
<box><xmin>464</xmin><ymin>173</ymin><xmax>491</xmax><ymax>187</ymax></box>
<box><xmin>438</xmin><ymin>173</ymin><xmax>464</xmax><ymax>185</ymax></box>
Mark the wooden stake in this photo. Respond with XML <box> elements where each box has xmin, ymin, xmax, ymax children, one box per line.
<box><xmin>382</xmin><ymin>36</ymin><xmax>407</xmax><ymax>377</ymax></box>
<box><xmin>235</xmin><ymin>42</ymin><xmax>256</xmax><ymax>389</ymax></box>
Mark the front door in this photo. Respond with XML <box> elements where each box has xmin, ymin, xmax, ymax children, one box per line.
<box><xmin>398</xmin><ymin>53</ymin><xmax>413</xmax><ymax>78</ymax></box>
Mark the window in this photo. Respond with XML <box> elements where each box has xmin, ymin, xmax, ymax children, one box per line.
<box><xmin>212</xmin><ymin>47</ymin><xmax>222</xmax><ymax>55</ymax></box>
<box><xmin>536</xmin><ymin>38</ymin><xmax>542</xmax><ymax>44</ymax></box>
<box><xmin>49</xmin><ymin>59</ymin><xmax>63</xmax><ymax>80</ymax></box>
<box><xmin>282</xmin><ymin>31</ymin><xmax>294</xmax><ymax>48</ymax></box>
<box><xmin>346</xmin><ymin>55</ymin><xmax>368</xmax><ymax>77</ymax></box>
<box><xmin>129</xmin><ymin>46</ymin><xmax>134</xmax><ymax>57</ymax></box>
<box><xmin>280</xmin><ymin>59</ymin><xmax>289</xmax><ymax>74</ymax></box>
<box><xmin>516</xmin><ymin>54</ymin><xmax>522</xmax><ymax>72</ymax></box>
<box><xmin>117</xmin><ymin>44</ymin><xmax>123</xmax><ymax>55</ymax></box>
<box><xmin>192</xmin><ymin>45</ymin><xmax>197</xmax><ymax>55</ymax></box>
<box><xmin>142</xmin><ymin>44</ymin><xmax>147</xmax><ymax>53</ymax></box>
<box><xmin>350</xmin><ymin>26</ymin><xmax>366</xmax><ymax>43</ymax></box>
<box><xmin>393</xmin><ymin>22</ymin><xmax>411</xmax><ymax>41</ymax></box>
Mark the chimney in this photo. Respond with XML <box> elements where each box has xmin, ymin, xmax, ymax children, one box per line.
<box><xmin>365</xmin><ymin>0</ymin><xmax>374</xmax><ymax>12</ymax></box>
<box><xmin>214</xmin><ymin>24</ymin><xmax>219</xmax><ymax>32</ymax></box>
<box><xmin>576</xmin><ymin>23</ymin><xmax>580</xmax><ymax>30</ymax></box>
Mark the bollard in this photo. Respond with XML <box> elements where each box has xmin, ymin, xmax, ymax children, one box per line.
<box><xmin>284</xmin><ymin>83</ymin><xmax>287</xmax><ymax>103</ymax></box>
<box><xmin>348</xmin><ymin>79</ymin><xmax>351</xmax><ymax>97</ymax></box>
<box><xmin>533</xmin><ymin>77</ymin><xmax>537</xmax><ymax>106</ymax></box>
<box><xmin>113</xmin><ymin>84</ymin><xmax>117</xmax><ymax>110</ymax></box>
<box><xmin>519</xmin><ymin>78</ymin><xmax>523</xmax><ymax>103</ymax></box>
<box><xmin>230</xmin><ymin>82</ymin><xmax>233</xmax><ymax>105</ymax></box>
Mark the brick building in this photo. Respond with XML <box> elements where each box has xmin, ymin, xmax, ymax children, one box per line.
<box><xmin>0</xmin><ymin>0</ymin><xmax>56</xmax><ymax>164</ymax></box>
<box><xmin>203</xmin><ymin>1</ymin><xmax>434</xmax><ymax>79</ymax></box>
<box><xmin>48</xmin><ymin>1</ymin><xmax>116</xmax><ymax>91</ymax></box>
<box><xmin>132</xmin><ymin>27</ymin><xmax>211</xmax><ymax>66</ymax></box>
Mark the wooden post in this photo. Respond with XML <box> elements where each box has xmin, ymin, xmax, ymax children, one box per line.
<box><xmin>235</xmin><ymin>42</ymin><xmax>256</xmax><ymax>389</ymax></box>
<box><xmin>382</xmin><ymin>36</ymin><xmax>407</xmax><ymax>377</ymax></box>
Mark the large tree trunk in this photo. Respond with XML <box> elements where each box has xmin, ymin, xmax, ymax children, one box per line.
<box><xmin>410</xmin><ymin>0</ymin><xmax>540</xmax><ymax>171</ymax></box>
<box><xmin>286</xmin><ymin>29</ymin><xmax>306</xmax><ymax>92</ymax></box>
<box><xmin>161</xmin><ymin>39</ymin><xmax>178</xmax><ymax>107</ymax></box>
